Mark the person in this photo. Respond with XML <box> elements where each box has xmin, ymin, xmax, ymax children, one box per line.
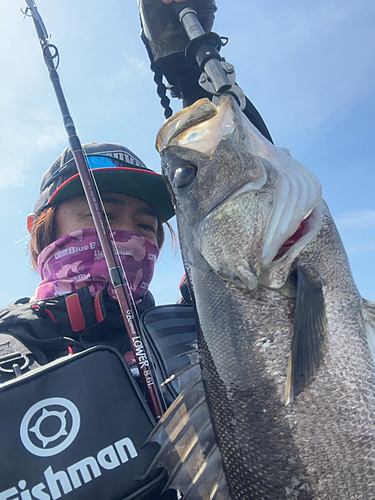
<box><xmin>0</xmin><ymin>0</ymin><xmax>271</xmax><ymax>498</ymax></box>
<box><xmin>0</xmin><ymin>1</ymin><xmax>267</xmax><ymax>383</ymax></box>
<box><xmin>0</xmin><ymin>142</ymin><xmax>194</xmax><ymax>500</ymax></box>
<box><xmin>0</xmin><ymin>0</ymin><xmax>207</xmax><ymax>496</ymax></box>
<box><xmin>1</xmin><ymin>141</ymin><xmax>174</xmax><ymax>371</ymax></box>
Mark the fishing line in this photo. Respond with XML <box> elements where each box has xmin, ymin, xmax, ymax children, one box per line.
<box><xmin>23</xmin><ymin>0</ymin><xmax>164</xmax><ymax>418</ymax></box>
<box><xmin>87</xmin><ymin>159</ymin><xmax>168</xmax><ymax>409</ymax></box>
<box><xmin>84</xmin><ymin>147</ymin><xmax>139</xmax><ymax>312</ymax></box>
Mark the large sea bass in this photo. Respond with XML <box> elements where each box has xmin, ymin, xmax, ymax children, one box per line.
<box><xmin>151</xmin><ymin>95</ymin><xmax>375</xmax><ymax>499</ymax></box>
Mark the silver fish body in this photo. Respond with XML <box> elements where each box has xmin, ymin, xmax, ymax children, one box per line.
<box><xmin>154</xmin><ymin>96</ymin><xmax>375</xmax><ymax>499</ymax></box>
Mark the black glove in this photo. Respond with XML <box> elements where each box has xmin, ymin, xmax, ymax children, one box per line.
<box><xmin>138</xmin><ymin>0</ymin><xmax>274</xmax><ymax>144</ymax></box>
<box><xmin>138</xmin><ymin>0</ymin><xmax>217</xmax><ymax>105</ymax></box>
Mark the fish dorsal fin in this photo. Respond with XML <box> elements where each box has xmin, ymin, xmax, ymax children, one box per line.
<box><xmin>363</xmin><ymin>298</ymin><xmax>375</xmax><ymax>367</ymax></box>
<box><xmin>285</xmin><ymin>269</ymin><xmax>327</xmax><ymax>404</ymax></box>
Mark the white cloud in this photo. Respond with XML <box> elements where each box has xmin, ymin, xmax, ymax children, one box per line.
<box><xmin>0</xmin><ymin>120</ymin><xmax>65</xmax><ymax>155</ymax></box>
<box><xmin>336</xmin><ymin>210</ymin><xmax>375</xmax><ymax>229</ymax></box>
<box><xmin>345</xmin><ymin>242</ymin><xmax>375</xmax><ymax>256</ymax></box>
<box><xmin>336</xmin><ymin>209</ymin><xmax>375</xmax><ymax>258</ymax></box>
<box><xmin>0</xmin><ymin>159</ymin><xmax>31</xmax><ymax>191</ymax></box>
<box><xmin>99</xmin><ymin>56</ymin><xmax>148</xmax><ymax>90</ymax></box>
<box><xmin>34</xmin><ymin>125</ymin><xmax>67</xmax><ymax>152</ymax></box>
<box><xmin>0</xmin><ymin>116</ymin><xmax>65</xmax><ymax>191</ymax></box>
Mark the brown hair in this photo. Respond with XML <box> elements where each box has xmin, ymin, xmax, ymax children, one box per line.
<box><xmin>29</xmin><ymin>205</ymin><xmax>174</xmax><ymax>270</ymax></box>
<box><xmin>29</xmin><ymin>207</ymin><xmax>57</xmax><ymax>270</ymax></box>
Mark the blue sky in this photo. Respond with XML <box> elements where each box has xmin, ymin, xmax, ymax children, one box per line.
<box><xmin>1</xmin><ymin>0</ymin><xmax>374</xmax><ymax>306</ymax></box>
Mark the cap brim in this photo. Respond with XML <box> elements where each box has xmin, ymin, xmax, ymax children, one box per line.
<box><xmin>49</xmin><ymin>167</ymin><xmax>175</xmax><ymax>221</ymax></box>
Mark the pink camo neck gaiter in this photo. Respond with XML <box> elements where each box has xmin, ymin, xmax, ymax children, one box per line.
<box><xmin>30</xmin><ymin>228</ymin><xmax>160</xmax><ymax>302</ymax></box>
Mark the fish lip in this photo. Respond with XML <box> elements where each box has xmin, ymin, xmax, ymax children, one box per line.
<box><xmin>157</xmin><ymin>98</ymin><xmax>218</xmax><ymax>153</ymax></box>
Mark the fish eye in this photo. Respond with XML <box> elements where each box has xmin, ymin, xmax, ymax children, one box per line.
<box><xmin>173</xmin><ymin>164</ymin><xmax>197</xmax><ymax>189</ymax></box>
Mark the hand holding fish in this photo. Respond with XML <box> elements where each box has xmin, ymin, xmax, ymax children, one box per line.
<box><xmin>138</xmin><ymin>0</ymin><xmax>216</xmax><ymax>58</ymax></box>
<box><xmin>138</xmin><ymin>0</ymin><xmax>217</xmax><ymax>105</ymax></box>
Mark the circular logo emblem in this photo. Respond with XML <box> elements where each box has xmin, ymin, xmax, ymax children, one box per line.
<box><xmin>20</xmin><ymin>397</ymin><xmax>81</xmax><ymax>457</ymax></box>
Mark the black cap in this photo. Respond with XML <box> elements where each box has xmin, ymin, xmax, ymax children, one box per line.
<box><xmin>34</xmin><ymin>142</ymin><xmax>174</xmax><ymax>221</ymax></box>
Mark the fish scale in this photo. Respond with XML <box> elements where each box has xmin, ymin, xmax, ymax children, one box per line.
<box><xmin>195</xmin><ymin>272</ymin><xmax>310</xmax><ymax>498</ymax></box>
<box><xmin>150</xmin><ymin>95</ymin><xmax>375</xmax><ymax>499</ymax></box>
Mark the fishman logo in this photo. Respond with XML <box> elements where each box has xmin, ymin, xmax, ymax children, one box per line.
<box><xmin>0</xmin><ymin>437</ymin><xmax>138</xmax><ymax>500</ymax></box>
<box><xmin>1</xmin><ymin>396</ymin><xmax>139</xmax><ymax>499</ymax></box>
<box><xmin>20</xmin><ymin>397</ymin><xmax>80</xmax><ymax>457</ymax></box>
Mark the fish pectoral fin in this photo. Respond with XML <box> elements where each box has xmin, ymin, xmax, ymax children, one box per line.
<box><xmin>285</xmin><ymin>269</ymin><xmax>327</xmax><ymax>404</ymax></box>
<box><xmin>146</xmin><ymin>362</ymin><xmax>230</xmax><ymax>499</ymax></box>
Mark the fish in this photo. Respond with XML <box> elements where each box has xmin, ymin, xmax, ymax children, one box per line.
<box><xmin>149</xmin><ymin>95</ymin><xmax>375</xmax><ymax>499</ymax></box>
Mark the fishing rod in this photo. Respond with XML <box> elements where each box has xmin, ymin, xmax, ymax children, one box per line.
<box><xmin>23</xmin><ymin>0</ymin><xmax>163</xmax><ymax>419</ymax></box>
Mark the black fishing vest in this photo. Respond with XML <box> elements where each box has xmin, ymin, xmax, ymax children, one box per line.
<box><xmin>0</xmin><ymin>287</ymin><xmax>197</xmax><ymax>499</ymax></box>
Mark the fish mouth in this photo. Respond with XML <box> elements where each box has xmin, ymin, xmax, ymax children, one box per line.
<box><xmin>272</xmin><ymin>208</ymin><xmax>318</xmax><ymax>263</ymax></box>
<box><xmin>157</xmin><ymin>98</ymin><xmax>219</xmax><ymax>154</ymax></box>
<box><xmin>259</xmin><ymin>201</ymin><xmax>322</xmax><ymax>289</ymax></box>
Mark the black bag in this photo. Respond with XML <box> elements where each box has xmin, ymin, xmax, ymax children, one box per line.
<box><xmin>0</xmin><ymin>346</ymin><xmax>165</xmax><ymax>500</ymax></box>
<box><xmin>141</xmin><ymin>304</ymin><xmax>197</xmax><ymax>407</ymax></box>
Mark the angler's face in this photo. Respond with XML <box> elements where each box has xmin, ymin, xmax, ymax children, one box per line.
<box><xmin>54</xmin><ymin>193</ymin><xmax>159</xmax><ymax>245</ymax></box>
